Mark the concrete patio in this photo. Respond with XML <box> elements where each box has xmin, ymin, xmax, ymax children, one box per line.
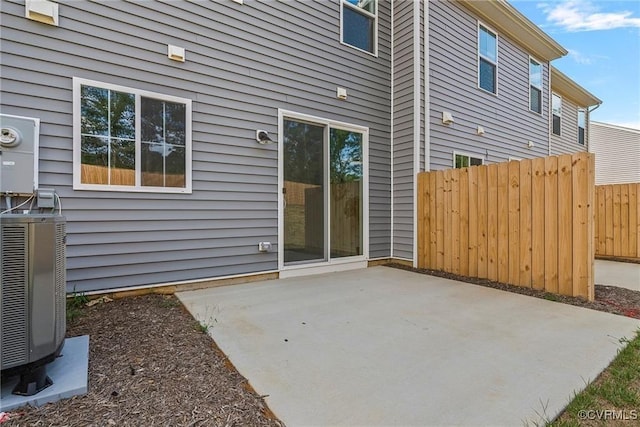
<box><xmin>178</xmin><ymin>266</ymin><xmax>639</xmax><ymax>426</ymax></box>
<box><xmin>595</xmin><ymin>259</ymin><xmax>640</xmax><ymax>291</ymax></box>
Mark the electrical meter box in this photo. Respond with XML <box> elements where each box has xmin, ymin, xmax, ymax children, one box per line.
<box><xmin>0</xmin><ymin>114</ymin><xmax>40</xmax><ymax>195</ymax></box>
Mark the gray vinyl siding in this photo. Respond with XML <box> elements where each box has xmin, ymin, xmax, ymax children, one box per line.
<box><xmin>392</xmin><ymin>0</ymin><xmax>416</xmax><ymax>260</ymax></box>
<box><xmin>428</xmin><ymin>0</ymin><xmax>550</xmax><ymax>170</ymax></box>
<box><xmin>0</xmin><ymin>0</ymin><xmax>391</xmax><ymax>292</ymax></box>
<box><xmin>550</xmin><ymin>96</ymin><xmax>586</xmax><ymax>155</ymax></box>
<box><xmin>590</xmin><ymin>122</ymin><xmax>640</xmax><ymax>185</ymax></box>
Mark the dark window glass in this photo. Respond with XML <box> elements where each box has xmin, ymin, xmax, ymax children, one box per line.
<box><xmin>455</xmin><ymin>155</ymin><xmax>469</xmax><ymax>168</ymax></box>
<box><xmin>343</xmin><ymin>6</ymin><xmax>374</xmax><ymax>53</ymax></box>
<box><xmin>80</xmin><ymin>136</ymin><xmax>109</xmax><ymax>185</ymax></box>
<box><xmin>80</xmin><ymin>85</ymin><xmax>135</xmax><ymax>185</ymax></box>
<box><xmin>479</xmin><ymin>58</ymin><xmax>496</xmax><ymax>93</ymax></box>
<box><xmin>110</xmin><ymin>91</ymin><xmax>135</xmax><ymax>139</ymax></box>
<box><xmin>530</xmin><ymin>87</ymin><xmax>542</xmax><ymax>113</ymax></box>
<box><xmin>141</xmin><ymin>98</ymin><xmax>186</xmax><ymax>187</ymax></box>
<box><xmin>553</xmin><ymin>115</ymin><xmax>561</xmax><ymax>136</ymax></box>
<box><xmin>578</xmin><ymin>109</ymin><xmax>586</xmax><ymax>145</ymax></box>
<box><xmin>81</xmin><ymin>86</ymin><xmax>109</xmax><ymax>136</ymax></box>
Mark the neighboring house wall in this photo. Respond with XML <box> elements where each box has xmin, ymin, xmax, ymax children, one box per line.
<box><xmin>0</xmin><ymin>0</ymin><xmax>392</xmax><ymax>292</ymax></box>
<box><xmin>392</xmin><ymin>0</ymin><xmax>417</xmax><ymax>260</ymax></box>
<box><xmin>428</xmin><ymin>0</ymin><xmax>550</xmax><ymax>171</ymax></box>
<box><xmin>550</xmin><ymin>95</ymin><xmax>587</xmax><ymax>155</ymax></box>
<box><xmin>590</xmin><ymin>122</ymin><xmax>640</xmax><ymax>184</ymax></box>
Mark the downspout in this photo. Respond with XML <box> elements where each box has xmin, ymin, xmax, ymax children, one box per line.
<box><xmin>586</xmin><ymin>102</ymin><xmax>602</xmax><ymax>152</ymax></box>
<box><xmin>412</xmin><ymin>0</ymin><xmax>420</xmax><ymax>267</ymax></box>
<box><xmin>424</xmin><ymin>0</ymin><xmax>430</xmax><ymax>171</ymax></box>
<box><xmin>390</xmin><ymin>0</ymin><xmax>394</xmax><ymax>259</ymax></box>
<box><xmin>547</xmin><ymin>61</ymin><xmax>552</xmax><ymax>156</ymax></box>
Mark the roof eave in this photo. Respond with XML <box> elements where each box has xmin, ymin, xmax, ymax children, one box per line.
<box><xmin>457</xmin><ymin>0</ymin><xmax>567</xmax><ymax>61</ymax></box>
<box><xmin>551</xmin><ymin>66</ymin><xmax>602</xmax><ymax>107</ymax></box>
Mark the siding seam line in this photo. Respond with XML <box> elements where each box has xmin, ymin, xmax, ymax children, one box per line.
<box><xmin>412</xmin><ymin>0</ymin><xmax>420</xmax><ymax>267</ymax></box>
<box><xmin>390</xmin><ymin>0</ymin><xmax>395</xmax><ymax>259</ymax></box>
<box><xmin>424</xmin><ymin>0</ymin><xmax>430</xmax><ymax>173</ymax></box>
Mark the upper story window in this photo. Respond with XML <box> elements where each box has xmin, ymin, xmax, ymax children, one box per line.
<box><xmin>552</xmin><ymin>93</ymin><xmax>562</xmax><ymax>136</ymax></box>
<box><xmin>529</xmin><ymin>58</ymin><xmax>542</xmax><ymax>113</ymax></box>
<box><xmin>478</xmin><ymin>23</ymin><xmax>497</xmax><ymax>94</ymax></box>
<box><xmin>341</xmin><ymin>0</ymin><xmax>378</xmax><ymax>55</ymax></box>
<box><xmin>73</xmin><ymin>78</ymin><xmax>192</xmax><ymax>193</ymax></box>
<box><xmin>578</xmin><ymin>108</ymin><xmax>586</xmax><ymax>145</ymax></box>
<box><xmin>455</xmin><ymin>152</ymin><xmax>484</xmax><ymax>168</ymax></box>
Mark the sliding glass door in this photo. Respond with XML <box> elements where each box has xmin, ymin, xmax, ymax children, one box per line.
<box><xmin>283</xmin><ymin>119</ymin><xmax>326</xmax><ymax>264</ymax></box>
<box><xmin>282</xmin><ymin>115</ymin><xmax>365</xmax><ymax>267</ymax></box>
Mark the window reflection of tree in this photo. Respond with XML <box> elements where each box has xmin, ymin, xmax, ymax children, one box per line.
<box><xmin>80</xmin><ymin>86</ymin><xmax>135</xmax><ymax>185</ymax></box>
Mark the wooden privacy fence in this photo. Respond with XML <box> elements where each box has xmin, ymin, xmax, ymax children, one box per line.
<box><xmin>417</xmin><ymin>152</ymin><xmax>595</xmax><ymax>300</ymax></box>
<box><xmin>595</xmin><ymin>183</ymin><xmax>640</xmax><ymax>260</ymax></box>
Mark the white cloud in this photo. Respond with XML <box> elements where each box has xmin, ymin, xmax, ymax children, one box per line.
<box><xmin>565</xmin><ymin>49</ymin><xmax>608</xmax><ymax>65</ymax></box>
<box><xmin>540</xmin><ymin>1</ymin><xmax>640</xmax><ymax>32</ymax></box>
<box><xmin>567</xmin><ymin>49</ymin><xmax>592</xmax><ymax>64</ymax></box>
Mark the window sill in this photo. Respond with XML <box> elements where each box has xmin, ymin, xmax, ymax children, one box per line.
<box><xmin>339</xmin><ymin>40</ymin><xmax>379</xmax><ymax>58</ymax></box>
<box><xmin>477</xmin><ymin>86</ymin><xmax>498</xmax><ymax>97</ymax></box>
<box><xmin>73</xmin><ymin>183</ymin><xmax>192</xmax><ymax>194</ymax></box>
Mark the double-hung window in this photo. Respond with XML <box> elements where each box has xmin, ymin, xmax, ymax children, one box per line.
<box><xmin>454</xmin><ymin>153</ymin><xmax>484</xmax><ymax>169</ymax></box>
<box><xmin>73</xmin><ymin>78</ymin><xmax>192</xmax><ymax>193</ymax></box>
<box><xmin>578</xmin><ymin>109</ymin><xmax>586</xmax><ymax>145</ymax></box>
<box><xmin>529</xmin><ymin>58</ymin><xmax>542</xmax><ymax>113</ymax></box>
<box><xmin>341</xmin><ymin>0</ymin><xmax>378</xmax><ymax>55</ymax></box>
<box><xmin>478</xmin><ymin>24</ymin><xmax>497</xmax><ymax>94</ymax></box>
<box><xmin>552</xmin><ymin>93</ymin><xmax>562</xmax><ymax>136</ymax></box>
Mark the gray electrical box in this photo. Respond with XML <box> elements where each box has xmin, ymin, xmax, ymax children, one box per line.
<box><xmin>0</xmin><ymin>114</ymin><xmax>40</xmax><ymax>195</ymax></box>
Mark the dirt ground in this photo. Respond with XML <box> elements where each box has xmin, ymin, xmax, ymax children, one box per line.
<box><xmin>2</xmin><ymin>263</ymin><xmax>639</xmax><ymax>426</ymax></box>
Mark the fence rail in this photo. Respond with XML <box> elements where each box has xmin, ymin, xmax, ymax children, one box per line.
<box><xmin>417</xmin><ymin>152</ymin><xmax>595</xmax><ymax>300</ymax></box>
<box><xmin>595</xmin><ymin>183</ymin><xmax>640</xmax><ymax>259</ymax></box>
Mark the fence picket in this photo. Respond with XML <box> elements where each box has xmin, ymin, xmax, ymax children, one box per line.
<box><xmin>558</xmin><ymin>154</ymin><xmax>573</xmax><ymax>296</ymax></box>
<box><xmin>415</xmin><ymin>153</ymin><xmax>595</xmax><ymax>300</ymax></box>
<box><xmin>477</xmin><ymin>165</ymin><xmax>488</xmax><ymax>279</ymax></box>
<box><xmin>519</xmin><ymin>159</ymin><xmax>532</xmax><ymax>288</ymax></box>
<box><xmin>544</xmin><ymin>156</ymin><xmax>559</xmax><ymax>294</ymax></box>
<box><xmin>531</xmin><ymin>158</ymin><xmax>545</xmax><ymax>290</ymax></box>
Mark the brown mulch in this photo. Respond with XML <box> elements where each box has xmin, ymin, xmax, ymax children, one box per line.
<box><xmin>388</xmin><ymin>262</ymin><xmax>640</xmax><ymax>319</ymax></box>
<box><xmin>2</xmin><ymin>264</ymin><xmax>638</xmax><ymax>426</ymax></box>
<box><xmin>3</xmin><ymin>294</ymin><xmax>284</xmax><ymax>427</ymax></box>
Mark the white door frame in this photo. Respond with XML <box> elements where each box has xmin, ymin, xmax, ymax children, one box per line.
<box><xmin>277</xmin><ymin>109</ymin><xmax>369</xmax><ymax>277</ymax></box>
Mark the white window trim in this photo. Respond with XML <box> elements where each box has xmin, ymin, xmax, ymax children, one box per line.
<box><xmin>577</xmin><ymin>108</ymin><xmax>586</xmax><ymax>145</ymax></box>
<box><xmin>477</xmin><ymin>21</ymin><xmax>498</xmax><ymax>96</ymax></box>
<box><xmin>340</xmin><ymin>0</ymin><xmax>379</xmax><ymax>57</ymax></box>
<box><xmin>73</xmin><ymin>77</ymin><xmax>192</xmax><ymax>194</ymax></box>
<box><xmin>453</xmin><ymin>151</ymin><xmax>485</xmax><ymax>168</ymax></box>
<box><xmin>528</xmin><ymin>56</ymin><xmax>543</xmax><ymax>115</ymax></box>
<box><xmin>552</xmin><ymin>92</ymin><xmax>562</xmax><ymax>136</ymax></box>
<box><xmin>277</xmin><ymin>109</ymin><xmax>370</xmax><ymax>273</ymax></box>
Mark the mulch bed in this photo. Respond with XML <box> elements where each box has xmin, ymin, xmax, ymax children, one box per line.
<box><xmin>2</xmin><ymin>263</ymin><xmax>639</xmax><ymax>426</ymax></box>
<box><xmin>3</xmin><ymin>294</ymin><xmax>283</xmax><ymax>427</ymax></box>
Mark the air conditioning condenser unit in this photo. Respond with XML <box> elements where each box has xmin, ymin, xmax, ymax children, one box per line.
<box><xmin>1</xmin><ymin>214</ymin><xmax>66</xmax><ymax>396</ymax></box>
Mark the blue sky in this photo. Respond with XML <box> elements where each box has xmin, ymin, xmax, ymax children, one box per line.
<box><xmin>511</xmin><ymin>0</ymin><xmax>640</xmax><ymax>129</ymax></box>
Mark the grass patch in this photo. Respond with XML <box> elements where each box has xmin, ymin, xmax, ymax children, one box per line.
<box><xmin>543</xmin><ymin>293</ymin><xmax>561</xmax><ymax>302</ymax></box>
<box><xmin>159</xmin><ymin>296</ymin><xmax>180</xmax><ymax>308</ymax></box>
<box><xmin>66</xmin><ymin>292</ymin><xmax>88</xmax><ymax>323</ymax></box>
<box><xmin>549</xmin><ymin>330</ymin><xmax>640</xmax><ymax>425</ymax></box>
<box><xmin>194</xmin><ymin>320</ymin><xmax>210</xmax><ymax>334</ymax></box>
